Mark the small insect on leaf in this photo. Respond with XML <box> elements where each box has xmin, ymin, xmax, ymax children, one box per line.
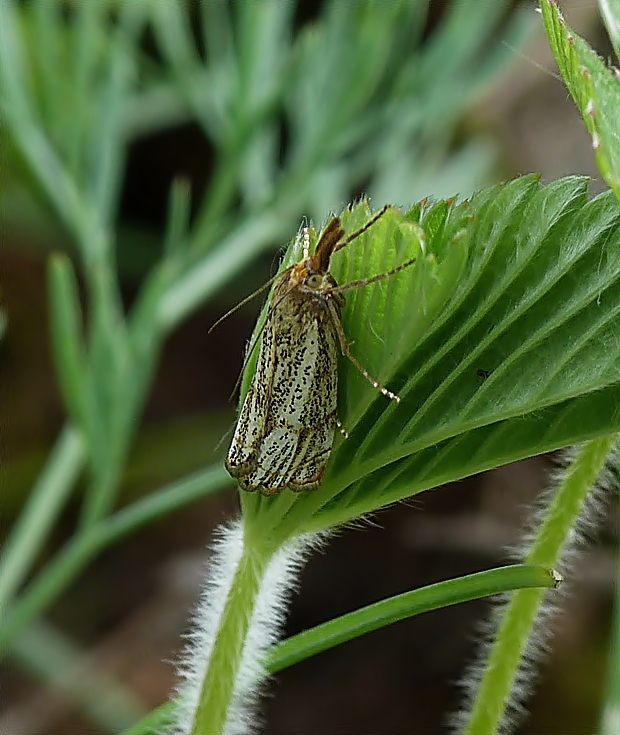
<box><xmin>224</xmin><ymin>205</ymin><xmax>417</xmax><ymax>495</ymax></box>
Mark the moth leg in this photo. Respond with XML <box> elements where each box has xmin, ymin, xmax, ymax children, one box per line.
<box><xmin>327</xmin><ymin>300</ymin><xmax>400</xmax><ymax>403</ymax></box>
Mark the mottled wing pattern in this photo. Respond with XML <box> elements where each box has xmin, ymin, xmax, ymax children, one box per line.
<box><xmin>225</xmin><ymin>283</ymin><xmax>280</xmax><ymax>480</ymax></box>
<box><xmin>226</xmin><ymin>279</ymin><xmax>339</xmax><ymax>494</ymax></box>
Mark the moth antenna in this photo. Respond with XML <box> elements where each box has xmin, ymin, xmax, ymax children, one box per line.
<box><xmin>333</xmin><ymin>255</ymin><xmax>417</xmax><ymax>294</ymax></box>
<box><xmin>501</xmin><ymin>40</ymin><xmax>562</xmax><ymax>82</ymax></box>
<box><xmin>213</xmin><ymin>421</ymin><xmax>236</xmax><ymax>453</ymax></box>
<box><xmin>326</xmin><ymin>299</ymin><xmax>400</xmax><ymax>403</ymax></box>
<box><xmin>333</xmin><ymin>204</ymin><xmax>391</xmax><ymax>253</ymax></box>
<box><xmin>302</xmin><ymin>226</ymin><xmax>311</xmax><ymax>259</ymax></box>
<box><xmin>208</xmin><ymin>273</ymin><xmax>280</xmax><ymax>334</ymax></box>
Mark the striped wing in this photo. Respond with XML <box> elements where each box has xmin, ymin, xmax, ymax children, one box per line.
<box><xmin>226</xmin><ymin>290</ymin><xmax>339</xmax><ymax>494</ymax></box>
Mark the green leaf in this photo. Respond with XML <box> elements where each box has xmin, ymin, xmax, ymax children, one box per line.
<box><xmin>267</xmin><ymin>564</ymin><xmax>558</xmax><ymax>674</ymax></box>
<box><xmin>89</xmin><ymin>270</ymin><xmax>132</xmax><ymax>445</ymax></box>
<box><xmin>238</xmin><ymin>178</ymin><xmax>620</xmax><ymax>540</ymax></box>
<box><xmin>47</xmin><ymin>255</ymin><xmax>91</xmax><ymax>428</ymax></box>
<box><xmin>150</xmin><ymin>0</ymin><xmax>223</xmax><ymax>140</ymax></box>
<box><xmin>542</xmin><ymin>0</ymin><xmax>620</xmax><ymax>201</ymax></box>
<box><xmin>235</xmin><ymin>0</ymin><xmax>294</xmax><ymax>116</ymax></box>
<box><xmin>0</xmin><ymin>425</ymin><xmax>85</xmax><ymax>611</ymax></box>
<box><xmin>90</xmin><ymin>2</ymin><xmax>146</xmax><ymax>229</ymax></box>
<box><xmin>66</xmin><ymin>2</ymin><xmax>106</xmax><ymax>177</ymax></box>
<box><xmin>163</xmin><ymin>177</ymin><xmax>192</xmax><ymax>261</ymax></box>
<box><xmin>119</xmin><ymin>703</ymin><xmax>174</xmax><ymax>735</ymax></box>
<box><xmin>0</xmin><ymin>1</ymin><xmax>102</xmax><ymax>260</ymax></box>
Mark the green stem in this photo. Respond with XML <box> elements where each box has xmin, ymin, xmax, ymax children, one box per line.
<box><xmin>268</xmin><ymin>564</ymin><xmax>557</xmax><ymax>675</ymax></box>
<box><xmin>0</xmin><ymin>425</ymin><xmax>85</xmax><ymax>612</ymax></box>
<box><xmin>118</xmin><ymin>565</ymin><xmax>557</xmax><ymax>735</ymax></box>
<box><xmin>0</xmin><ymin>464</ymin><xmax>228</xmax><ymax>653</ymax></box>
<box><xmin>464</xmin><ymin>434</ymin><xmax>618</xmax><ymax>735</ymax></box>
<box><xmin>0</xmin><ymin>533</ymin><xmax>101</xmax><ymax>654</ymax></box>
<box><xmin>120</xmin><ymin>702</ymin><xmax>175</xmax><ymax>735</ymax></box>
<box><xmin>10</xmin><ymin>618</ymin><xmax>147</xmax><ymax>731</ymax></box>
<box><xmin>190</xmin><ymin>538</ymin><xmax>272</xmax><ymax>735</ymax></box>
<box><xmin>79</xmin><ymin>255</ymin><xmax>148</xmax><ymax>529</ymax></box>
<box><xmin>191</xmin><ymin>150</ymin><xmax>240</xmax><ymax>253</ymax></box>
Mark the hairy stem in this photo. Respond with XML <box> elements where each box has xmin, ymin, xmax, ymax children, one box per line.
<box><xmin>462</xmin><ymin>434</ymin><xmax>617</xmax><ymax>735</ymax></box>
<box><xmin>171</xmin><ymin>520</ymin><xmax>315</xmax><ymax>735</ymax></box>
<box><xmin>191</xmin><ymin>542</ymin><xmax>271</xmax><ymax>735</ymax></box>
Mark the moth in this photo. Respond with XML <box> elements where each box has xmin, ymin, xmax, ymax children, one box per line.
<box><xmin>223</xmin><ymin>205</ymin><xmax>416</xmax><ymax>495</ymax></box>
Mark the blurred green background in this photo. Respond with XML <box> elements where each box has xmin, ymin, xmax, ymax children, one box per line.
<box><xmin>1</xmin><ymin>1</ymin><xmax>617</xmax><ymax>734</ymax></box>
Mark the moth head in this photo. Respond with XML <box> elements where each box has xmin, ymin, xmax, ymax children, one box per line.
<box><xmin>289</xmin><ymin>261</ymin><xmax>338</xmax><ymax>306</ymax></box>
<box><xmin>302</xmin><ymin>266</ymin><xmax>337</xmax><ymax>294</ymax></box>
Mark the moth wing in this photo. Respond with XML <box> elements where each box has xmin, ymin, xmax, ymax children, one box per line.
<box><xmin>225</xmin><ymin>306</ymin><xmax>278</xmax><ymax>479</ymax></box>
<box><xmin>242</xmin><ymin>312</ymin><xmax>339</xmax><ymax>494</ymax></box>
